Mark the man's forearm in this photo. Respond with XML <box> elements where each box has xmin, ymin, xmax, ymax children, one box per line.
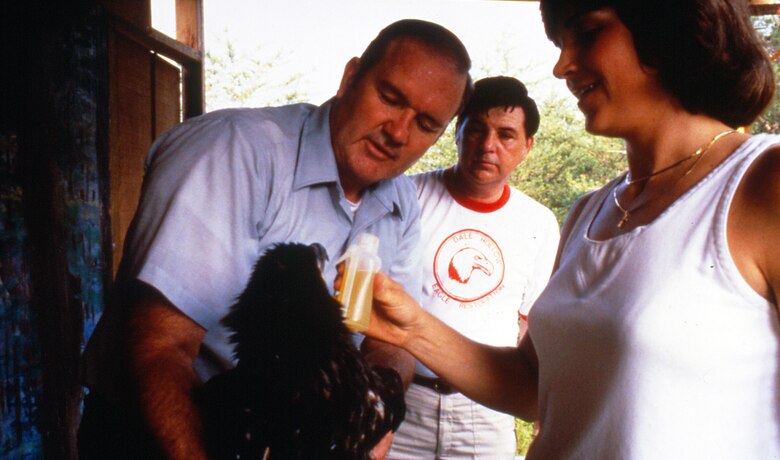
<box><xmin>133</xmin><ymin>353</ymin><xmax>207</xmax><ymax>459</ymax></box>
<box><xmin>360</xmin><ymin>337</ymin><xmax>416</xmax><ymax>389</ymax></box>
<box><xmin>125</xmin><ymin>288</ymin><xmax>209</xmax><ymax>459</ymax></box>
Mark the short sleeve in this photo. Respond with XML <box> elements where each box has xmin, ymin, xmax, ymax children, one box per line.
<box><xmin>121</xmin><ymin>112</ymin><xmax>270</xmax><ymax>330</ymax></box>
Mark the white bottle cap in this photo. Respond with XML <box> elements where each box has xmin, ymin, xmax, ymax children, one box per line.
<box><xmin>355</xmin><ymin>232</ymin><xmax>379</xmax><ymax>254</ymax></box>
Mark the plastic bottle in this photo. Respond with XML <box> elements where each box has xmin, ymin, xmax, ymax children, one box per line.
<box><xmin>336</xmin><ymin>233</ymin><xmax>381</xmax><ymax>332</ymax></box>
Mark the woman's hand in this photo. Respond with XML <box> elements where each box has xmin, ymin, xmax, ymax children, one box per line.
<box><xmin>364</xmin><ymin>272</ymin><xmax>425</xmax><ymax>348</ymax></box>
<box><xmin>334</xmin><ymin>263</ymin><xmax>425</xmax><ymax>347</ymax></box>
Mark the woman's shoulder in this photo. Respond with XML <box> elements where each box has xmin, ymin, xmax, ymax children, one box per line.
<box><xmin>739</xmin><ymin>141</ymin><xmax>780</xmax><ymax>210</ymax></box>
<box><xmin>728</xmin><ymin>141</ymin><xmax>780</xmax><ymax>303</ymax></box>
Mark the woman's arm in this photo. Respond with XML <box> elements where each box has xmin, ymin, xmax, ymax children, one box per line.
<box><xmin>362</xmin><ymin>190</ymin><xmax>601</xmax><ymax>419</ymax></box>
<box><xmin>366</xmin><ymin>273</ymin><xmax>539</xmax><ymax>420</ymax></box>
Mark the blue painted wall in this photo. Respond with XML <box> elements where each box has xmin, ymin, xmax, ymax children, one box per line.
<box><xmin>0</xmin><ymin>4</ymin><xmax>108</xmax><ymax>458</ymax></box>
<box><xmin>0</xmin><ymin>134</ymin><xmax>40</xmax><ymax>458</ymax></box>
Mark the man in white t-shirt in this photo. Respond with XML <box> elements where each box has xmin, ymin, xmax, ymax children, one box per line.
<box><xmin>387</xmin><ymin>76</ymin><xmax>559</xmax><ymax>459</ymax></box>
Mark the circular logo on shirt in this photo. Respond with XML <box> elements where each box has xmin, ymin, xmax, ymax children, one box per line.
<box><xmin>433</xmin><ymin>229</ymin><xmax>505</xmax><ymax>302</ymax></box>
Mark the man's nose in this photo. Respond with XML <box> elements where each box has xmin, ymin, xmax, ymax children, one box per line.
<box><xmin>384</xmin><ymin>109</ymin><xmax>414</xmax><ymax>146</ymax></box>
<box><xmin>480</xmin><ymin>131</ymin><xmax>496</xmax><ymax>153</ymax></box>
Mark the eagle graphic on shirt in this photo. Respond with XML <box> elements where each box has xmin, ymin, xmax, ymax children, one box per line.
<box><xmin>434</xmin><ymin>229</ymin><xmax>504</xmax><ymax>303</ymax></box>
<box><xmin>448</xmin><ymin>248</ymin><xmax>494</xmax><ymax>284</ymax></box>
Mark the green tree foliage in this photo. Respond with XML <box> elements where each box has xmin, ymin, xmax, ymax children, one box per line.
<box><xmin>515</xmin><ymin>419</ymin><xmax>536</xmax><ymax>456</ymax></box>
<box><xmin>752</xmin><ymin>15</ymin><xmax>780</xmax><ymax>134</ymax></box>
<box><xmin>205</xmin><ymin>31</ymin><xmax>308</xmax><ymax>111</ymax></box>
<box><xmin>406</xmin><ymin>122</ymin><xmax>459</xmax><ymax>175</ymax></box>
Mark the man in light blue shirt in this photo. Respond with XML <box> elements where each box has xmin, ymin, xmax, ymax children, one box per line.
<box><xmin>79</xmin><ymin>19</ymin><xmax>472</xmax><ymax>460</ymax></box>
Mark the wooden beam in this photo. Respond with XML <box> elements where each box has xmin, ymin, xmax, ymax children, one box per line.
<box><xmin>500</xmin><ymin>0</ymin><xmax>780</xmax><ymax>14</ymax></box>
<box><xmin>176</xmin><ymin>0</ymin><xmax>203</xmax><ymax>52</ymax></box>
<box><xmin>751</xmin><ymin>4</ymin><xmax>780</xmax><ymax>15</ymax></box>
<box><xmin>107</xmin><ymin>1</ymin><xmax>204</xmax><ymax>118</ymax></box>
<box><xmin>182</xmin><ymin>61</ymin><xmax>204</xmax><ymax>118</ymax></box>
<box><xmin>111</xmin><ymin>16</ymin><xmax>201</xmax><ymax>66</ymax></box>
<box><xmin>176</xmin><ymin>0</ymin><xmax>205</xmax><ymax>116</ymax></box>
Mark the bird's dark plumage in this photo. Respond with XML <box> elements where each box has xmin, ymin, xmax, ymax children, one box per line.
<box><xmin>195</xmin><ymin>243</ymin><xmax>405</xmax><ymax>459</ymax></box>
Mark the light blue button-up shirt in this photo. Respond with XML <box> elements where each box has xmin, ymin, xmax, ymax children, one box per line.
<box><xmin>86</xmin><ymin>101</ymin><xmax>421</xmax><ymax>382</ymax></box>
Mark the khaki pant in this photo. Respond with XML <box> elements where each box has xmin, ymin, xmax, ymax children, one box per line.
<box><xmin>387</xmin><ymin>382</ymin><xmax>517</xmax><ymax>459</ymax></box>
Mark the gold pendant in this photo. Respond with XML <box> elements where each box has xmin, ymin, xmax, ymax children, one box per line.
<box><xmin>617</xmin><ymin>211</ymin><xmax>629</xmax><ymax>229</ymax></box>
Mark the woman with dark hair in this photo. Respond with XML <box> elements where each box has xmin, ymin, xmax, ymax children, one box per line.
<box><xmin>357</xmin><ymin>0</ymin><xmax>780</xmax><ymax>457</ymax></box>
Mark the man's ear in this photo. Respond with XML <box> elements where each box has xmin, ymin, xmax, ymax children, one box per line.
<box><xmin>336</xmin><ymin>57</ymin><xmax>361</xmax><ymax>98</ymax></box>
<box><xmin>520</xmin><ymin>136</ymin><xmax>535</xmax><ymax>162</ymax></box>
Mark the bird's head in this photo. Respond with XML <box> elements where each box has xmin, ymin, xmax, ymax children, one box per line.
<box><xmin>223</xmin><ymin>242</ymin><xmax>346</xmax><ymax>368</ymax></box>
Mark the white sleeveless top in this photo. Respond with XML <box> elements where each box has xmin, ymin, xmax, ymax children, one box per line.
<box><xmin>528</xmin><ymin>135</ymin><xmax>780</xmax><ymax>459</ymax></box>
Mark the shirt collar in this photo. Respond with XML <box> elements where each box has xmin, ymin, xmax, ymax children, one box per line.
<box><xmin>294</xmin><ymin>99</ymin><xmax>339</xmax><ymax>189</ymax></box>
<box><xmin>294</xmin><ymin>99</ymin><xmax>406</xmax><ymax>219</ymax></box>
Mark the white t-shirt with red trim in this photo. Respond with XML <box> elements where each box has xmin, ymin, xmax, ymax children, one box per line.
<box><xmin>412</xmin><ymin>169</ymin><xmax>559</xmax><ymax>378</ymax></box>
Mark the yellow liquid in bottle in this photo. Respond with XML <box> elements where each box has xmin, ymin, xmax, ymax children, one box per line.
<box><xmin>338</xmin><ymin>269</ymin><xmax>375</xmax><ymax>332</ymax></box>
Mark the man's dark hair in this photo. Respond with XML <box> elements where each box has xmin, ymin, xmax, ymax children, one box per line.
<box><xmin>354</xmin><ymin>19</ymin><xmax>473</xmax><ymax>113</ymax></box>
<box><xmin>540</xmin><ymin>0</ymin><xmax>775</xmax><ymax>128</ymax></box>
<box><xmin>456</xmin><ymin>76</ymin><xmax>540</xmax><ymax>137</ymax></box>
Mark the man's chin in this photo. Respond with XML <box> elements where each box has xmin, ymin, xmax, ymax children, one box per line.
<box><xmin>468</xmin><ymin>168</ymin><xmax>498</xmax><ymax>182</ymax></box>
<box><xmin>355</xmin><ymin>162</ymin><xmax>402</xmax><ymax>184</ymax></box>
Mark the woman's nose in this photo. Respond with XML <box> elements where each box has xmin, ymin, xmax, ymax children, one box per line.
<box><xmin>552</xmin><ymin>47</ymin><xmax>576</xmax><ymax>80</ymax></box>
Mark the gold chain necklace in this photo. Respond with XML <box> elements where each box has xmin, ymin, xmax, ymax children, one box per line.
<box><xmin>613</xmin><ymin>129</ymin><xmax>737</xmax><ymax>228</ymax></box>
<box><xmin>624</xmin><ymin>129</ymin><xmax>737</xmax><ymax>185</ymax></box>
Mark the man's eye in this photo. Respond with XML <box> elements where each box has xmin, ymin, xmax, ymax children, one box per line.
<box><xmin>464</xmin><ymin>125</ymin><xmax>483</xmax><ymax>136</ymax></box>
<box><xmin>418</xmin><ymin>120</ymin><xmax>439</xmax><ymax>134</ymax></box>
<box><xmin>380</xmin><ymin>91</ymin><xmax>401</xmax><ymax>106</ymax></box>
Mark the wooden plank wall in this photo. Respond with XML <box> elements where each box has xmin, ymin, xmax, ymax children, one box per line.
<box><xmin>107</xmin><ymin>27</ymin><xmax>183</xmax><ymax>276</ymax></box>
<box><xmin>108</xmin><ymin>31</ymin><xmax>152</xmax><ymax>276</ymax></box>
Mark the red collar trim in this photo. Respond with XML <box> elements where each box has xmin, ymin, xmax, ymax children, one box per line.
<box><xmin>445</xmin><ymin>171</ymin><xmax>511</xmax><ymax>213</ymax></box>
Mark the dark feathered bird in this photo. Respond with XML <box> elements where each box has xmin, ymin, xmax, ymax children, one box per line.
<box><xmin>195</xmin><ymin>242</ymin><xmax>405</xmax><ymax>460</ymax></box>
